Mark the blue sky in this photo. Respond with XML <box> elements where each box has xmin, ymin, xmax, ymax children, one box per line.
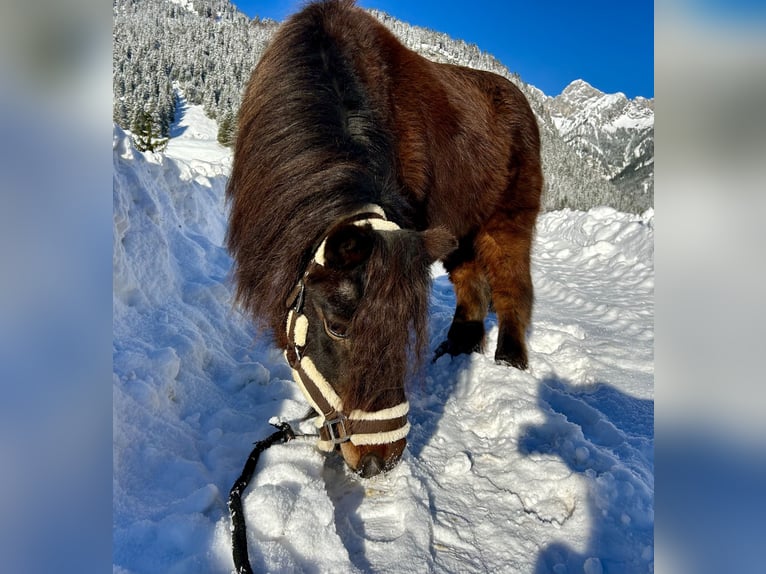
<box><xmin>233</xmin><ymin>1</ymin><xmax>654</xmax><ymax>99</ymax></box>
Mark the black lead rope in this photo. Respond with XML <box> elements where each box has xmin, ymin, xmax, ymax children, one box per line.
<box><xmin>228</xmin><ymin>421</ymin><xmax>296</xmax><ymax>574</ymax></box>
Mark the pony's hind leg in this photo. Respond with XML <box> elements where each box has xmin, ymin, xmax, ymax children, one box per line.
<box><xmin>475</xmin><ymin>207</ymin><xmax>537</xmax><ymax>369</ymax></box>
<box><xmin>434</xmin><ymin>238</ymin><xmax>492</xmax><ymax>360</ymax></box>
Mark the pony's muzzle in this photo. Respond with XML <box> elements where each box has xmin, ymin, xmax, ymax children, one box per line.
<box><xmin>358</xmin><ymin>452</ymin><xmax>384</xmax><ymax>478</ymax></box>
<box><xmin>339</xmin><ymin>438</ymin><xmax>406</xmax><ymax>477</ymax></box>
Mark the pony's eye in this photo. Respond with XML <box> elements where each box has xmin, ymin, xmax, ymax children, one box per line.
<box><xmin>322</xmin><ymin>315</ymin><xmax>349</xmax><ymax>341</ymax></box>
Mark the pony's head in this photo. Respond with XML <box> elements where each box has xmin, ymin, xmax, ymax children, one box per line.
<box><xmin>284</xmin><ymin>212</ymin><xmax>454</xmax><ymax>477</ymax></box>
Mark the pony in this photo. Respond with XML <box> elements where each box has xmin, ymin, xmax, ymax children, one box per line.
<box><xmin>226</xmin><ymin>0</ymin><xmax>542</xmax><ymax>477</ymax></box>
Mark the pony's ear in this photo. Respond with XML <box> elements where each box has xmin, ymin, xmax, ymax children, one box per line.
<box><xmin>421</xmin><ymin>227</ymin><xmax>457</xmax><ymax>263</ymax></box>
<box><xmin>323</xmin><ymin>223</ymin><xmax>375</xmax><ymax>270</ymax></box>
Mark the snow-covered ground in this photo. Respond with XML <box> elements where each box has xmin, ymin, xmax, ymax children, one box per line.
<box><xmin>113</xmin><ymin>101</ymin><xmax>654</xmax><ymax>573</ymax></box>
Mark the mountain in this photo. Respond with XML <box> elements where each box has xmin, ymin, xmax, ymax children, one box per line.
<box><xmin>113</xmin><ymin>0</ymin><xmax>653</xmax><ymax>213</ymax></box>
<box><xmin>546</xmin><ymin>80</ymin><xmax>654</xmax><ymax>212</ymax></box>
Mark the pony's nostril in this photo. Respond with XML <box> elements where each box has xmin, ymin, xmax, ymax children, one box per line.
<box><xmin>358</xmin><ymin>452</ymin><xmax>384</xmax><ymax>478</ymax></box>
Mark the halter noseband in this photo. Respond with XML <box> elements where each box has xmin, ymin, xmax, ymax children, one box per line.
<box><xmin>283</xmin><ymin>205</ymin><xmax>411</xmax><ymax>452</ymax></box>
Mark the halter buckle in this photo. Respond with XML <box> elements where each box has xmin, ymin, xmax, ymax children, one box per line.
<box><xmin>324</xmin><ymin>415</ymin><xmax>350</xmax><ymax>445</ymax></box>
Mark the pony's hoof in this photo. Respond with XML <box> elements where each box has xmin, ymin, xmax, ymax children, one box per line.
<box><xmin>495</xmin><ymin>329</ymin><xmax>528</xmax><ymax>370</ymax></box>
<box><xmin>433</xmin><ymin>335</ymin><xmax>483</xmax><ymax>363</ymax></box>
<box><xmin>494</xmin><ymin>350</ymin><xmax>528</xmax><ymax>370</ymax></box>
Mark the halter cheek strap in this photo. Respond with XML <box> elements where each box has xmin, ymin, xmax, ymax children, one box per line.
<box><xmin>283</xmin><ymin>206</ymin><xmax>410</xmax><ymax>451</ymax></box>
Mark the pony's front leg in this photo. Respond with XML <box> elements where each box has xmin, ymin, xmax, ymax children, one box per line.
<box><xmin>434</xmin><ymin>244</ymin><xmax>491</xmax><ymax>360</ymax></box>
<box><xmin>475</xmin><ymin>208</ymin><xmax>537</xmax><ymax>370</ymax></box>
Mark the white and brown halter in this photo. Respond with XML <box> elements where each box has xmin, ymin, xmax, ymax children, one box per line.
<box><xmin>283</xmin><ymin>205</ymin><xmax>411</xmax><ymax>451</ymax></box>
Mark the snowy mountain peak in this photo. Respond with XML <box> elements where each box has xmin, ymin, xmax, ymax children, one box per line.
<box><xmin>551</xmin><ymin>79</ymin><xmax>653</xmax><ymax>132</ymax></box>
<box><xmin>559</xmin><ymin>78</ymin><xmax>612</xmax><ymax>101</ymax></box>
<box><xmin>545</xmin><ymin>79</ymin><xmax>654</xmax><ymax>207</ymax></box>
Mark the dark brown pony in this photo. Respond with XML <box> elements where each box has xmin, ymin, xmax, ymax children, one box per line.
<box><xmin>226</xmin><ymin>0</ymin><xmax>542</xmax><ymax>476</ymax></box>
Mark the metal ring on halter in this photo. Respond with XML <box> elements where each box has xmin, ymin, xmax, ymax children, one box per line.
<box><xmin>324</xmin><ymin>415</ymin><xmax>350</xmax><ymax>445</ymax></box>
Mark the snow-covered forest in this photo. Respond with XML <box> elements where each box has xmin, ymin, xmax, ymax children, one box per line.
<box><xmin>113</xmin><ymin>0</ymin><xmax>278</xmax><ymax>147</ymax></box>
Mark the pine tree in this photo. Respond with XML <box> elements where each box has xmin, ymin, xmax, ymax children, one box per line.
<box><xmin>131</xmin><ymin>107</ymin><xmax>168</xmax><ymax>152</ymax></box>
<box><xmin>217</xmin><ymin>110</ymin><xmax>237</xmax><ymax>146</ymax></box>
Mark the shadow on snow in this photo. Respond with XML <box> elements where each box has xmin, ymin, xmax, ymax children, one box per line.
<box><xmin>521</xmin><ymin>376</ymin><xmax>654</xmax><ymax>574</ymax></box>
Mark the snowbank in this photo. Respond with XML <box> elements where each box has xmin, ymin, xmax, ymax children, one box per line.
<box><xmin>113</xmin><ymin>110</ymin><xmax>653</xmax><ymax>573</ymax></box>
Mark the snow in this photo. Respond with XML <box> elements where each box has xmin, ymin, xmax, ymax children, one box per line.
<box><xmin>113</xmin><ymin>103</ymin><xmax>654</xmax><ymax>573</ymax></box>
<box><xmin>609</xmin><ymin>113</ymin><xmax>653</xmax><ymax>132</ymax></box>
<box><xmin>168</xmin><ymin>0</ymin><xmax>195</xmax><ymax>13</ymax></box>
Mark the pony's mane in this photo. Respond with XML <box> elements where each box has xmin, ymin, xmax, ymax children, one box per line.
<box><xmin>226</xmin><ymin>0</ymin><xmax>408</xmax><ymax>344</ymax></box>
<box><xmin>345</xmin><ymin>230</ymin><xmax>432</xmax><ymax>412</ymax></box>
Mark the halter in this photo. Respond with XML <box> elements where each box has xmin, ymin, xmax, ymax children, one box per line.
<box><xmin>283</xmin><ymin>205</ymin><xmax>411</xmax><ymax>452</ymax></box>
